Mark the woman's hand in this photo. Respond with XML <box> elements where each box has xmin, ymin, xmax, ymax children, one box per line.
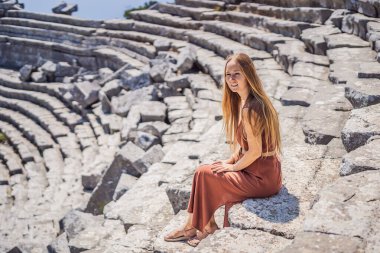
<box><xmin>211</xmin><ymin>161</ymin><xmax>235</xmax><ymax>174</ymax></box>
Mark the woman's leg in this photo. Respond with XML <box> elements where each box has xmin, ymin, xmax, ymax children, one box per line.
<box><xmin>185</xmin><ymin>212</ymin><xmax>218</xmax><ymax>231</ymax></box>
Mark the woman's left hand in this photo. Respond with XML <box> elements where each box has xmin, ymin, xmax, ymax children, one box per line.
<box><xmin>211</xmin><ymin>162</ymin><xmax>235</xmax><ymax>174</ymax></box>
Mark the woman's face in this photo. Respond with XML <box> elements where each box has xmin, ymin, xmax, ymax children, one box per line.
<box><xmin>225</xmin><ymin>60</ymin><xmax>249</xmax><ymax>93</ymax></box>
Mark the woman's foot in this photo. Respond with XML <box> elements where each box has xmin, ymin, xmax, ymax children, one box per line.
<box><xmin>186</xmin><ymin>225</ymin><xmax>219</xmax><ymax>247</ymax></box>
<box><xmin>164</xmin><ymin>226</ymin><xmax>197</xmax><ymax>242</ymax></box>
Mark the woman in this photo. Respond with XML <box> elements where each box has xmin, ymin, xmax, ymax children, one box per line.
<box><xmin>164</xmin><ymin>52</ymin><xmax>283</xmax><ymax>247</ymax></box>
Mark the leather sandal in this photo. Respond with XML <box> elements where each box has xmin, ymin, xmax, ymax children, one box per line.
<box><xmin>164</xmin><ymin>227</ymin><xmax>197</xmax><ymax>242</ymax></box>
<box><xmin>186</xmin><ymin>228</ymin><xmax>214</xmax><ymax>247</ymax></box>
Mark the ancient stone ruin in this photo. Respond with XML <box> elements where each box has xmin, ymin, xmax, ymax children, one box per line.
<box><xmin>0</xmin><ymin>0</ymin><xmax>379</xmax><ymax>252</ymax></box>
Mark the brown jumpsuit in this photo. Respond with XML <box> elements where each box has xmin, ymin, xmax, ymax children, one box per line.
<box><xmin>187</xmin><ymin>111</ymin><xmax>282</xmax><ymax>232</ymax></box>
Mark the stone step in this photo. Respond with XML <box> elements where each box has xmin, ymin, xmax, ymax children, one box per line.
<box><xmin>93</xmin><ymin>46</ymin><xmax>146</xmax><ymax>70</ymax></box>
<box><xmin>0</xmin><ymin>67</ymin><xmax>82</xmax><ymax>113</ymax></box>
<box><xmin>341</xmin><ymin>13</ymin><xmax>380</xmax><ymax>40</ymax></box>
<box><xmin>186</xmin><ymin>29</ymin><xmax>273</xmax><ymax>60</ymax></box>
<box><xmin>326</xmin><ymin>47</ymin><xmax>378</xmax><ymax>84</ymax></box>
<box><xmin>301</xmin><ymin>25</ymin><xmax>341</xmax><ymax>55</ymax></box>
<box><xmin>0</xmin><ymin>107</ymin><xmax>57</xmax><ymax>152</ymax></box>
<box><xmin>0</xmin><ymin>143</ymin><xmax>24</xmax><ymax>176</ymax></box>
<box><xmin>0</xmin><ymin>120</ymin><xmax>42</xmax><ymax>164</ymax></box>
<box><xmin>0</xmin><ymin>94</ymin><xmax>71</xmax><ymax>140</ymax></box>
<box><xmin>215</xmin><ymin>10</ymin><xmax>319</xmax><ymax>39</ymax></box>
<box><xmin>6</xmin><ymin>10</ymin><xmax>103</xmax><ymax>28</ymax></box>
<box><xmin>175</xmin><ymin>0</ymin><xmax>226</xmax><ymax>10</ymax></box>
<box><xmin>129</xmin><ymin>7</ymin><xmax>327</xmax><ymax>79</ymax></box>
<box><xmin>88</xmin><ymin>36</ymin><xmax>156</xmax><ymax>59</ymax></box>
<box><xmin>325</xmin><ymin>32</ymin><xmax>371</xmax><ymax>49</ymax></box>
<box><xmin>0</xmin><ymin>34</ymin><xmax>96</xmax><ymax>70</ymax></box>
<box><xmin>202</xmin><ymin>19</ymin><xmax>295</xmax><ymax>53</ymax></box>
<box><xmin>239</xmin><ymin>2</ymin><xmax>333</xmax><ymax>24</ymax></box>
<box><xmin>56</xmin><ymin>133</ymin><xmax>82</xmax><ymax>160</ymax></box>
<box><xmin>43</xmin><ymin>147</ymin><xmax>65</xmax><ymax>187</ymax></box>
<box><xmin>74</xmin><ymin>123</ymin><xmax>97</xmax><ymax>150</ymax></box>
<box><xmin>234</xmin><ymin>0</ymin><xmax>346</xmax><ymax>9</ymax></box>
<box><xmin>0</xmin><ymin>75</ymin><xmax>82</xmax><ymax>129</ymax></box>
<box><xmin>0</xmin><ymin>161</ymin><xmax>10</xmax><ymax>185</ymax></box>
<box><xmin>96</xmin><ymin>28</ymin><xmax>187</xmax><ymax>50</ymax></box>
<box><xmin>341</xmin><ymin>103</ymin><xmax>380</xmax><ymax>153</ymax></box>
<box><xmin>128</xmin><ymin>9</ymin><xmax>202</xmax><ymax>30</ymax></box>
<box><xmin>345</xmin><ymin>78</ymin><xmax>380</xmax><ymax>108</ymax></box>
<box><xmin>0</xmin><ymin>23</ymin><xmax>85</xmax><ymax>46</ymax></box>
<box><xmin>7</xmin><ymin>173</ymin><xmax>28</xmax><ymax>207</ymax></box>
<box><xmin>201</xmin><ymin>20</ymin><xmax>329</xmax><ymax>76</ymax></box>
<box><xmin>0</xmin><ymin>17</ymin><xmax>96</xmax><ymax>36</ymax></box>
<box><xmin>158</xmin><ymin>2</ymin><xmax>215</xmax><ymax>20</ymax></box>
<box><xmin>0</xmin><ymin>34</ymin><xmax>146</xmax><ymax>71</ymax></box>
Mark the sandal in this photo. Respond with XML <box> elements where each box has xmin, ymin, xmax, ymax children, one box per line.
<box><xmin>164</xmin><ymin>226</ymin><xmax>197</xmax><ymax>242</ymax></box>
<box><xmin>186</xmin><ymin>228</ymin><xmax>216</xmax><ymax>247</ymax></box>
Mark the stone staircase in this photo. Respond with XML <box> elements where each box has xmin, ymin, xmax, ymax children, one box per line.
<box><xmin>0</xmin><ymin>0</ymin><xmax>379</xmax><ymax>252</ymax></box>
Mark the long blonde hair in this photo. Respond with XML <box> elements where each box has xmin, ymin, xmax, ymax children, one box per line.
<box><xmin>221</xmin><ymin>53</ymin><xmax>282</xmax><ymax>159</ymax></box>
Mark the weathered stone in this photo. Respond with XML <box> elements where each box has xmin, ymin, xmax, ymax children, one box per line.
<box><xmin>47</xmin><ymin>232</ymin><xmax>70</xmax><ymax>253</ymax></box>
<box><xmin>358</xmin><ymin>61</ymin><xmax>380</xmax><ymax>78</ymax></box>
<box><xmin>302</xmin><ymin>106</ymin><xmax>350</xmax><ymax>145</ymax></box>
<box><xmin>345</xmin><ymin>78</ymin><xmax>380</xmax><ymax>108</ymax></box>
<box><xmin>31</xmin><ymin>71</ymin><xmax>47</xmax><ymax>82</ymax></box>
<box><xmin>324</xmin><ymin>33</ymin><xmax>370</xmax><ymax>49</ymax></box>
<box><xmin>85</xmin><ymin>142</ymin><xmax>145</xmax><ymax>214</ymax></box>
<box><xmin>165</xmin><ymin>177</ymin><xmax>192</xmax><ymax>214</ymax></box>
<box><xmin>175</xmin><ymin>46</ymin><xmax>196</xmax><ymax>73</ymax></box>
<box><xmin>104</xmin><ymin>163</ymin><xmax>174</xmax><ymax>229</ymax></box>
<box><xmin>112</xmin><ymin>173</ymin><xmax>137</xmax><ymax>201</ymax></box>
<box><xmin>292</xmin><ymin>62</ymin><xmax>329</xmax><ymax>81</ymax></box>
<box><xmin>19</xmin><ymin>64</ymin><xmax>34</xmax><ymax>81</ymax></box>
<box><xmin>137</xmin><ymin>121</ymin><xmax>170</xmax><ymax>137</ymax></box>
<box><xmin>310</xmin><ymin>84</ymin><xmax>353</xmax><ymax>111</ymax></box>
<box><xmin>340</xmin><ymin>138</ymin><xmax>380</xmax><ymax>176</ymax></box>
<box><xmin>166</xmin><ymin>75</ymin><xmax>190</xmax><ymax>89</ymax></box>
<box><xmin>341</xmin><ymin>103</ymin><xmax>380</xmax><ymax>152</ymax></box>
<box><xmin>301</xmin><ymin>25</ymin><xmax>341</xmax><ymax>55</ymax></box>
<box><xmin>279</xmin><ymin>231</ymin><xmax>365</xmax><ymax>253</ymax></box>
<box><xmin>133</xmin><ymin>144</ymin><xmax>165</xmax><ymax>175</ymax></box>
<box><xmin>303</xmin><ymin>170</ymin><xmax>380</xmax><ymax>252</ymax></box>
<box><xmin>168</xmin><ymin>109</ymin><xmax>192</xmax><ymax>123</ymax></box>
<box><xmin>40</xmin><ymin>60</ymin><xmax>56</xmax><ymax>82</ymax></box>
<box><xmin>138</xmin><ymin>101</ymin><xmax>167</xmax><ymax>122</ymax></box>
<box><xmin>280</xmin><ymin>88</ymin><xmax>313</xmax><ymax>107</ymax></box>
<box><xmin>153</xmin><ymin>82</ymin><xmax>182</xmax><ymax>99</ymax></box>
<box><xmin>101</xmin><ymin>79</ymin><xmax>122</xmax><ymax>98</ymax></box>
<box><xmin>111</xmin><ymin>85</ymin><xmax>156</xmax><ymax>117</ymax></box>
<box><xmin>197</xmin><ymin>227</ymin><xmax>292</xmax><ymax>253</ymax></box>
<box><xmin>153</xmin><ymin>39</ymin><xmax>172</xmax><ymax>51</ymax></box>
<box><xmin>149</xmin><ymin>60</ymin><xmax>170</xmax><ymax>82</ymax></box>
<box><xmin>121</xmin><ymin>105</ymin><xmax>141</xmax><ymax>140</ymax></box>
<box><xmin>71</xmin><ymin>81</ymin><xmax>101</xmax><ymax>108</ymax></box>
<box><xmin>133</xmin><ymin>131</ymin><xmax>161</xmax><ymax>151</ymax></box>
<box><xmin>56</xmin><ymin>62</ymin><xmax>78</xmax><ymax>77</ymax></box>
<box><xmin>229</xmin><ymin>186</ymin><xmax>300</xmax><ymax>239</ymax></box>
<box><xmin>120</xmin><ymin>68</ymin><xmax>151</xmax><ymax>91</ymax></box>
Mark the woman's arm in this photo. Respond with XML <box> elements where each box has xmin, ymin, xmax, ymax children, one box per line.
<box><xmin>211</xmin><ymin>108</ymin><xmax>262</xmax><ymax>173</ymax></box>
<box><xmin>224</xmin><ymin>142</ymin><xmax>241</xmax><ymax>164</ymax></box>
<box><xmin>232</xmin><ymin>108</ymin><xmax>262</xmax><ymax>171</ymax></box>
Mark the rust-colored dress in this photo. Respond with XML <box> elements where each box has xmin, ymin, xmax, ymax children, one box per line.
<box><xmin>187</xmin><ymin>108</ymin><xmax>282</xmax><ymax>232</ymax></box>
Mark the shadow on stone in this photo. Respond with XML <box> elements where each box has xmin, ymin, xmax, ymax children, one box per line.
<box><xmin>242</xmin><ymin>186</ymin><xmax>299</xmax><ymax>223</ymax></box>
